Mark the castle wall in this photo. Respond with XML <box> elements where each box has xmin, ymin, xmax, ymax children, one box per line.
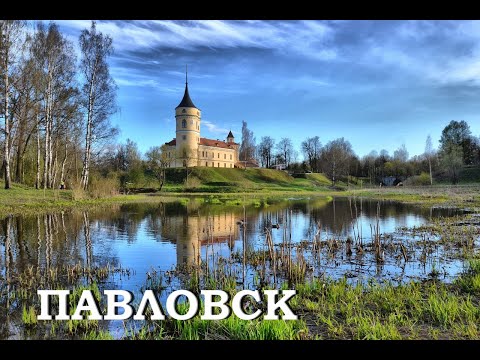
<box><xmin>198</xmin><ymin>145</ymin><xmax>236</xmax><ymax>168</ymax></box>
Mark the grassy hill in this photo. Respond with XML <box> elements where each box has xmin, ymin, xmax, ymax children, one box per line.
<box><xmin>158</xmin><ymin>168</ymin><xmax>337</xmax><ymax>193</ymax></box>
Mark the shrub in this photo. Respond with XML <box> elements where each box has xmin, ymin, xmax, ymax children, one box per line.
<box><xmin>184</xmin><ymin>176</ymin><xmax>202</xmax><ymax>191</ymax></box>
<box><xmin>71</xmin><ymin>181</ymin><xmax>87</xmax><ymax>200</ymax></box>
<box><xmin>89</xmin><ymin>175</ymin><xmax>120</xmax><ymax>198</ymax></box>
<box><xmin>405</xmin><ymin>172</ymin><xmax>431</xmax><ymax>186</ymax></box>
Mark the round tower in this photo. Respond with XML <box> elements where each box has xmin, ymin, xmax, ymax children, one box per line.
<box><xmin>175</xmin><ymin>71</ymin><xmax>201</xmax><ymax>167</ymax></box>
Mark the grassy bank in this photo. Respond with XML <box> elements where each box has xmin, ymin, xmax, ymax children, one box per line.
<box><xmin>1</xmin><ymin>168</ymin><xmax>479</xmax><ymax>217</ymax></box>
<box><xmin>157</xmin><ymin>167</ymin><xmax>336</xmax><ymax>193</ymax></box>
<box><xmin>349</xmin><ymin>185</ymin><xmax>480</xmax><ymax>209</ymax></box>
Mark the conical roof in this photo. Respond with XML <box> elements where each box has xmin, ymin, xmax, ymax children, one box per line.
<box><xmin>176</xmin><ymin>83</ymin><xmax>197</xmax><ymax>109</ymax></box>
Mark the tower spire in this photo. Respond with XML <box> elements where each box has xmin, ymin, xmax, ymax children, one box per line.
<box><xmin>176</xmin><ymin>65</ymin><xmax>197</xmax><ymax>109</ymax></box>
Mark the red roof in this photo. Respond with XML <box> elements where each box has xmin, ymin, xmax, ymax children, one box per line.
<box><xmin>165</xmin><ymin>138</ymin><xmax>238</xmax><ymax>149</ymax></box>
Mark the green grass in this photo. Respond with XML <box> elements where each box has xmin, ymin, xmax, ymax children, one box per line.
<box><xmin>348</xmin><ymin>185</ymin><xmax>480</xmax><ymax>208</ymax></box>
<box><xmin>124</xmin><ymin>263</ymin><xmax>480</xmax><ymax>340</ymax></box>
<box><xmin>157</xmin><ymin>168</ymin><xmax>350</xmax><ymax>193</ymax></box>
<box><xmin>289</xmin><ymin>264</ymin><xmax>480</xmax><ymax>339</ymax></box>
<box><xmin>2</xmin><ymin>168</ymin><xmax>479</xmax><ymax>218</ymax></box>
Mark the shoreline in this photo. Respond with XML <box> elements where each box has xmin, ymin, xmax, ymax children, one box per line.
<box><xmin>0</xmin><ymin>184</ymin><xmax>479</xmax><ymax>217</ymax></box>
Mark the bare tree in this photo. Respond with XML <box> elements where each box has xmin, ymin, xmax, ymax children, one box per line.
<box><xmin>257</xmin><ymin>136</ymin><xmax>275</xmax><ymax>168</ymax></box>
<box><xmin>177</xmin><ymin>144</ymin><xmax>194</xmax><ymax>186</ymax></box>
<box><xmin>11</xmin><ymin>56</ymin><xmax>39</xmax><ymax>184</ymax></box>
<box><xmin>30</xmin><ymin>22</ymin><xmax>77</xmax><ymax>189</ymax></box>
<box><xmin>320</xmin><ymin>137</ymin><xmax>354</xmax><ymax>186</ymax></box>
<box><xmin>276</xmin><ymin>137</ymin><xmax>294</xmax><ymax>168</ymax></box>
<box><xmin>424</xmin><ymin>135</ymin><xmax>434</xmax><ymax>185</ymax></box>
<box><xmin>146</xmin><ymin>144</ymin><xmax>172</xmax><ymax>191</ymax></box>
<box><xmin>393</xmin><ymin>144</ymin><xmax>409</xmax><ymax>163</ymax></box>
<box><xmin>0</xmin><ymin>20</ymin><xmax>24</xmax><ymax>189</ymax></box>
<box><xmin>301</xmin><ymin>136</ymin><xmax>321</xmax><ymax>172</ymax></box>
<box><xmin>79</xmin><ymin>21</ymin><xmax>117</xmax><ymax>190</ymax></box>
<box><xmin>239</xmin><ymin>120</ymin><xmax>256</xmax><ymax>163</ymax></box>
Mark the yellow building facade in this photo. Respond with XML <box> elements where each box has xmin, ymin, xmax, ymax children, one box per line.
<box><xmin>165</xmin><ymin>78</ymin><xmax>240</xmax><ymax>168</ymax></box>
<box><xmin>161</xmin><ymin>212</ymin><xmax>239</xmax><ymax>266</ymax></box>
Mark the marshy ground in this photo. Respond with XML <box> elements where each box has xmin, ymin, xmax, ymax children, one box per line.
<box><xmin>0</xmin><ymin>186</ymin><xmax>479</xmax><ymax>339</ymax></box>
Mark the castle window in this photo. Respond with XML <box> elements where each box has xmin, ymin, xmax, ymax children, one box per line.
<box><xmin>224</xmin><ymin>154</ymin><xmax>226</xmax><ymax>159</ymax></box>
<box><xmin>224</xmin><ymin>163</ymin><xmax>226</xmax><ymax>168</ymax></box>
<box><xmin>182</xmin><ymin>119</ymin><xmax>186</xmax><ymax>128</ymax></box>
<box><xmin>206</xmin><ymin>162</ymin><xmax>208</xmax><ymax>167</ymax></box>
<box><xmin>218</xmin><ymin>153</ymin><xmax>220</xmax><ymax>159</ymax></box>
<box><xmin>217</xmin><ymin>162</ymin><xmax>220</xmax><ymax>167</ymax></box>
<box><xmin>182</xmin><ymin>109</ymin><xmax>186</xmax><ymax>113</ymax></box>
<box><xmin>182</xmin><ymin>135</ymin><xmax>186</xmax><ymax>140</ymax></box>
<box><xmin>230</xmin><ymin>154</ymin><xmax>232</xmax><ymax>160</ymax></box>
<box><xmin>202</xmin><ymin>151</ymin><xmax>204</xmax><ymax>157</ymax></box>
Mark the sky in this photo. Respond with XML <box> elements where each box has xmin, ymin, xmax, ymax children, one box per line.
<box><xmin>53</xmin><ymin>20</ymin><xmax>480</xmax><ymax>160</ymax></box>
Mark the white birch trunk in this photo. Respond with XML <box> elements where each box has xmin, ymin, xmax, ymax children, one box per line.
<box><xmin>81</xmin><ymin>67</ymin><xmax>96</xmax><ymax>190</ymax></box>
<box><xmin>36</xmin><ymin>114</ymin><xmax>41</xmax><ymax>189</ymax></box>
<box><xmin>2</xmin><ymin>32</ymin><xmax>11</xmax><ymax>189</ymax></box>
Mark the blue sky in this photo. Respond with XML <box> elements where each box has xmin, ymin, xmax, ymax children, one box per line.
<box><xmin>54</xmin><ymin>20</ymin><xmax>480</xmax><ymax>160</ymax></box>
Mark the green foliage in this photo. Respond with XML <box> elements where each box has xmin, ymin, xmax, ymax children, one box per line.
<box><xmin>439</xmin><ymin>120</ymin><xmax>478</xmax><ymax>165</ymax></box>
<box><xmin>22</xmin><ymin>306</ymin><xmax>38</xmax><ymax>327</ymax></box>
<box><xmin>405</xmin><ymin>172</ymin><xmax>431</xmax><ymax>186</ymax></box>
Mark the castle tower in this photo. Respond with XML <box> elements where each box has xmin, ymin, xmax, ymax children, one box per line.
<box><xmin>227</xmin><ymin>130</ymin><xmax>239</xmax><ymax>162</ymax></box>
<box><xmin>227</xmin><ymin>130</ymin><xmax>234</xmax><ymax>144</ymax></box>
<box><xmin>175</xmin><ymin>68</ymin><xmax>201</xmax><ymax>167</ymax></box>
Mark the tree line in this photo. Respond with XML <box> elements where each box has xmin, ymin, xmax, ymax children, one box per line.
<box><xmin>2</xmin><ymin>21</ymin><xmax>479</xmax><ymax>192</ymax></box>
<box><xmin>241</xmin><ymin>119</ymin><xmax>480</xmax><ymax>185</ymax></box>
<box><xmin>84</xmin><ymin>119</ymin><xmax>480</xmax><ymax>191</ymax></box>
<box><xmin>0</xmin><ymin>20</ymin><xmax>117</xmax><ymax>191</ymax></box>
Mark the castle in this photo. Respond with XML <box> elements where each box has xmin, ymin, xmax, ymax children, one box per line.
<box><xmin>164</xmin><ymin>75</ymin><xmax>240</xmax><ymax>168</ymax></box>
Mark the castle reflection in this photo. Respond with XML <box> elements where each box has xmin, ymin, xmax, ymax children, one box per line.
<box><xmin>161</xmin><ymin>211</ymin><xmax>239</xmax><ymax>266</ymax></box>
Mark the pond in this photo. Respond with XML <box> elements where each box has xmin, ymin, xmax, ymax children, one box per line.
<box><xmin>0</xmin><ymin>196</ymin><xmax>472</xmax><ymax>338</ymax></box>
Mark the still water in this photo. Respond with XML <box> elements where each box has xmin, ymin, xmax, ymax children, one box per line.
<box><xmin>0</xmin><ymin>196</ymin><xmax>468</xmax><ymax>338</ymax></box>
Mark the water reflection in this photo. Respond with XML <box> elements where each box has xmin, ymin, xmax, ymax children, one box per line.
<box><xmin>0</xmin><ymin>197</ymin><xmax>462</xmax><ymax>281</ymax></box>
<box><xmin>0</xmin><ymin>196</ymin><xmax>470</xmax><ymax>339</ymax></box>
<box><xmin>162</xmin><ymin>212</ymin><xmax>239</xmax><ymax>266</ymax></box>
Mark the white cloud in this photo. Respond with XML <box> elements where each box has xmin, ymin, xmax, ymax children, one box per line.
<box><xmin>362</xmin><ymin>20</ymin><xmax>480</xmax><ymax>86</ymax></box>
<box><xmin>202</xmin><ymin>120</ymin><xmax>230</xmax><ymax>134</ymax></box>
<box><xmin>58</xmin><ymin>20</ymin><xmax>337</xmax><ymax>60</ymax></box>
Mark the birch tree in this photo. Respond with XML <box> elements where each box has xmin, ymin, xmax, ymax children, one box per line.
<box><xmin>79</xmin><ymin>21</ymin><xmax>117</xmax><ymax>190</ymax></box>
<box><xmin>0</xmin><ymin>20</ymin><xmax>24</xmax><ymax>189</ymax></box>
<box><xmin>424</xmin><ymin>135</ymin><xmax>434</xmax><ymax>185</ymax></box>
<box><xmin>30</xmin><ymin>22</ymin><xmax>76</xmax><ymax>189</ymax></box>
